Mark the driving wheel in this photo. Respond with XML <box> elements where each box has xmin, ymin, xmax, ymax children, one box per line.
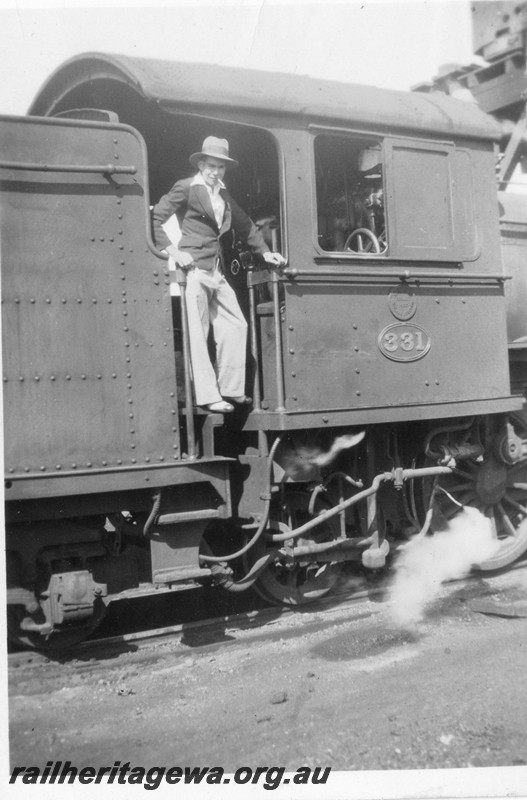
<box><xmin>422</xmin><ymin>413</ymin><xmax>527</xmax><ymax>571</ymax></box>
<box><xmin>245</xmin><ymin>491</ymin><xmax>344</xmax><ymax>605</ymax></box>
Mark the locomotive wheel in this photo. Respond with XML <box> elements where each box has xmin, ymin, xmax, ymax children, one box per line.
<box><xmin>245</xmin><ymin>491</ymin><xmax>344</xmax><ymax>605</ymax></box>
<box><xmin>7</xmin><ymin>599</ymin><xmax>107</xmax><ymax>652</ymax></box>
<box><xmin>423</xmin><ymin>413</ymin><xmax>527</xmax><ymax>572</ymax></box>
<box><xmin>344</xmin><ymin>227</ymin><xmax>381</xmax><ymax>254</ymax></box>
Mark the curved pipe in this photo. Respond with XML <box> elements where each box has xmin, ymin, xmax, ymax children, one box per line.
<box><xmin>199</xmin><ymin>435</ymin><xmax>282</xmax><ymax>564</ymax></box>
<box><xmin>269</xmin><ymin>466</ymin><xmax>453</xmax><ymax>544</ymax></box>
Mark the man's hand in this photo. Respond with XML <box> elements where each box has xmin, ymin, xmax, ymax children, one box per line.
<box><xmin>263</xmin><ymin>251</ymin><xmax>286</xmax><ymax>267</ymax></box>
<box><xmin>167</xmin><ymin>245</ymin><xmax>194</xmax><ymax>270</ymax></box>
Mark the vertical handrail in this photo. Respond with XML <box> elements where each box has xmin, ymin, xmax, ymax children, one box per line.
<box><xmin>177</xmin><ymin>268</ymin><xmax>197</xmax><ymax>460</ymax></box>
<box><xmin>247</xmin><ymin>264</ymin><xmax>262</xmax><ymax>412</ymax></box>
<box><xmin>272</xmin><ymin>270</ymin><xmax>286</xmax><ymax>412</ymax></box>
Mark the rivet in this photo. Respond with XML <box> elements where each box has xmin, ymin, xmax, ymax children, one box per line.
<box><xmin>159</xmin><ymin>456</ymin><xmax>165</xmax><ymax>461</ymax></box>
<box><xmin>24</xmin><ymin>467</ymin><xmax>30</xmax><ymax>472</ymax></box>
<box><xmin>131</xmin><ymin>444</ymin><xmax>136</xmax><ymax>449</ymax></box>
<box><xmin>86</xmin><ymin>462</ymin><xmax>92</xmax><ymax>467</ymax></box>
<box><xmin>56</xmin><ymin>465</ymin><xmax>62</xmax><ymax>470</ymax></box>
<box><xmin>153</xmin><ymin>270</ymin><xmax>159</xmax><ymax>277</ymax></box>
<box><xmin>107</xmin><ymin>298</ymin><xmax>112</xmax><ymax>303</ymax></box>
<box><xmin>66</xmin><ymin>375</ymin><xmax>71</xmax><ymax>380</ymax></box>
<box><xmin>92</xmin><ymin>298</ymin><xmax>97</xmax><ymax>304</ymax></box>
<box><xmin>353</xmin><ymin>324</ymin><xmax>358</xmax><ymax>330</ymax></box>
<box><xmin>435</xmin><ymin>298</ymin><xmax>440</xmax><ymax>304</ymax></box>
<box><xmin>131</xmin><ymin>458</ymin><xmax>137</xmax><ymax>464</ymax></box>
<box><xmin>118</xmin><ymin>214</ymin><xmax>123</xmax><ymax>220</ymax></box>
<box><xmin>45</xmin><ymin>298</ymin><xmax>51</xmax><ymax>304</ymax></box>
<box><xmin>171</xmin><ymin>409</ymin><xmax>176</xmax><ymax>415</ymax></box>
<box><xmin>118</xmin><ymin>230</ymin><xmax>123</xmax><ymax>235</ymax></box>
<box><xmin>355</xmin><ymin>368</ymin><xmax>360</xmax><ymax>374</ymax></box>
<box><xmin>292</xmin><ymin>395</ymin><xmax>298</xmax><ymax>400</ymax></box>
<box><xmin>289</xmin><ymin>348</ymin><xmax>295</xmax><ymax>354</ymax></box>
<box><xmin>114</xmin><ymin>154</ymin><xmax>119</xmax><ymax>160</ymax></box>
<box><xmin>109</xmin><ymin>237</ymin><xmax>114</xmax><ymax>242</ymax></box>
<box><xmin>102</xmin><ymin>460</ymin><xmax>107</xmax><ymax>466</ymax></box>
<box><xmin>425</xmin><ymin>381</ymin><xmax>430</xmax><ymax>386</ymax></box>
<box><xmin>8</xmin><ymin>468</ymin><xmax>14</xmax><ymax>473</ymax></box>
<box><xmin>40</xmin><ymin>466</ymin><xmax>46</xmax><ymax>471</ymax></box>
<box><xmin>129</xmin><ymin>413</ymin><xmax>134</xmax><ymax>419</ymax></box>
<box><xmin>291</xmin><ymin>372</ymin><xmax>296</xmax><ymax>377</ymax></box>
<box><xmin>172</xmin><ymin>427</ymin><xmax>177</xmax><ymax>432</ymax></box>
<box><xmin>30</xmin><ymin>298</ymin><xmax>35</xmax><ymax>304</ymax></box>
<box><xmin>72</xmin><ymin>463</ymin><xmax>77</xmax><ymax>469</ymax></box>
<box><xmin>127</xmin><ymin>384</ymin><xmax>132</xmax><ymax>389</ymax></box>
<box><xmin>354</xmin><ymin>346</ymin><xmax>359</xmax><ymax>352</ymax></box>
<box><xmin>116</xmin><ymin>198</ymin><xmax>121</xmax><ymax>204</ymax></box>
<box><xmin>128</xmin><ymin>398</ymin><xmax>133</xmax><ymax>404</ymax></box>
<box><xmin>121</xmin><ymin>273</ymin><xmax>126</xmax><ymax>278</ymax></box>
<box><xmin>288</xmin><ymin>325</ymin><xmax>294</xmax><ymax>331</ymax></box>
<box><xmin>125</xmin><ymin>342</ymin><xmax>130</xmax><ymax>347</ymax></box>
<box><xmin>18</xmin><ymin>376</ymin><xmax>24</xmax><ymax>381</ymax></box>
<box><xmin>173</xmin><ymin>444</ymin><xmax>178</xmax><ymax>449</ymax></box>
<box><xmin>14</xmin><ymin>298</ymin><xmax>20</xmax><ymax>303</ymax></box>
<box><xmin>113</xmin><ymin>138</ymin><xmax>118</xmax><ymax>144</ymax></box>
<box><xmin>90</xmin><ymin>236</ymin><xmax>96</xmax><ymax>242</ymax></box>
<box><xmin>3</xmin><ymin>377</ymin><xmax>7</xmax><ymax>382</ymax></box>
<box><xmin>61</xmin><ymin>298</ymin><xmax>67</xmax><ymax>303</ymax></box>
<box><xmin>435</xmin><ymin>380</ymin><xmax>440</xmax><ymax>385</ymax></box>
<box><xmin>97</xmin><ymin>374</ymin><xmax>102</xmax><ymax>379</ymax></box>
<box><xmin>112</xmin><ymin>373</ymin><xmax>117</xmax><ymax>378</ymax></box>
<box><xmin>77</xmin><ymin>298</ymin><xmax>82</xmax><ymax>304</ymax></box>
<box><xmin>145</xmin><ymin>457</ymin><xmax>150</xmax><ymax>462</ymax></box>
<box><xmin>154</xmin><ymin>280</ymin><xmax>160</xmax><ymax>285</ymax></box>
<box><xmin>34</xmin><ymin>376</ymin><xmax>40</xmax><ymax>381</ymax></box>
<box><xmin>117</xmin><ymin>459</ymin><xmax>122</xmax><ymax>465</ymax></box>
<box><xmin>126</xmin><ymin>373</ymin><xmax>132</xmax><ymax>378</ymax></box>
<box><xmin>322</xmin><ymin>417</ymin><xmax>329</xmax><ymax>423</ymax></box>
<box><xmin>356</xmin><ymin>391</ymin><xmax>361</xmax><ymax>396</ymax></box>
<box><xmin>119</xmin><ymin>245</ymin><xmax>124</xmax><ymax>250</ymax></box>
<box><xmin>130</xmin><ymin>429</ymin><xmax>135</xmax><ymax>434</ymax></box>
<box><xmin>100</xmin><ymin>237</ymin><xmax>105</xmax><ymax>242</ymax></box>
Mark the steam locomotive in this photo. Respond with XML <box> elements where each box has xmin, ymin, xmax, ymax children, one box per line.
<box><xmin>2</xmin><ymin>51</ymin><xmax>526</xmax><ymax>650</ymax></box>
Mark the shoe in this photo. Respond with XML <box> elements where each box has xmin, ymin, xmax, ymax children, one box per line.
<box><xmin>203</xmin><ymin>401</ymin><xmax>234</xmax><ymax>413</ymax></box>
<box><xmin>224</xmin><ymin>395</ymin><xmax>252</xmax><ymax>406</ymax></box>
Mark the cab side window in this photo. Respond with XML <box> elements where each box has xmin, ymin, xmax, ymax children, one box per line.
<box><xmin>315</xmin><ymin>134</ymin><xmax>386</xmax><ymax>255</ymax></box>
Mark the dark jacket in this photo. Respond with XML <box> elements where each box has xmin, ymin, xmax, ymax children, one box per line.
<box><xmin>152</xmin><ymin>177</ymin><xmax>269</xmax><ymax>271</ymax></box>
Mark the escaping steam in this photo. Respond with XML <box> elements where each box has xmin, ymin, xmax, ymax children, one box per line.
<box><xmin>279</xmin><ymin>431</ymin><xmax>365</xmax><ymax>480</ymax></box>
<box><xmin>310</xmin><ymin>432</ymin><xmax>366</xmax><ymax>466</ymax></box>
<box><xmin>387</xmin><ymin>506</ymin><xmax>501</xmax><ymax>628</ymax></box>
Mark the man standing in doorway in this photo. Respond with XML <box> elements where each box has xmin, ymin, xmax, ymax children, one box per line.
<box><xmin>152</xmin><ymin>136</ymin><xmax>286</xmax><ymax>413</ymax></box>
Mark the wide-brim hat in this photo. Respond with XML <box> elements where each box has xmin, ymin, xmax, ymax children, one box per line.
<box><xmin>189</xmin><ymin>136</ymin><xmax>239</xmax><ymax>169</ymax></box>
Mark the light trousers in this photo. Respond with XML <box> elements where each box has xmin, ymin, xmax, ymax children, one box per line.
<box><xmin>185</xmin><ymin>266</ymin><xmax>248</xmax><ymax>406</ymax></box>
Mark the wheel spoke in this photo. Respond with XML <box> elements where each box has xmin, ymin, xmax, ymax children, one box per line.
<box><xmin>445</xmin><ymin>481</ymin><xmax>475</xmax><ymax>493</ymax></box>
<box><xmin>510</xmin><ymin>482</ymin><xmax>527</xmax><ymax>492</ymax></box>
<box><xmin>496</xmin><ymin>503</ymin><xmax>518</xmax><ymax>538</ymax></box>
<box><xmin>502</xmin><ymin>493</ymin><xmax>527</xmax><ymax>515</ymax></box>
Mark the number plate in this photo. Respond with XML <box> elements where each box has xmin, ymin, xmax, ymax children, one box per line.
<box><xmin>378</xmin><ymin>322</ymin><xmax>431</xmax><ymax>362</ymax></box>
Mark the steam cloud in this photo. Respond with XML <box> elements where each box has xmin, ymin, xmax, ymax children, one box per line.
<box><xmin>280</xmin><ymin>431</ymin><xmax>365</xmax><ymax>480</ymax></box>
<box><xmin>387</xmin><ymin>506</ymin><xmax>501</xmax><ymax>628</ymax></box>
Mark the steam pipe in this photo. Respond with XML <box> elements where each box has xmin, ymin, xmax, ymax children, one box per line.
<box><xmin>269</xmin><ymin>466</ymin><xmax>453</xmax><ymax>543</ymax></box>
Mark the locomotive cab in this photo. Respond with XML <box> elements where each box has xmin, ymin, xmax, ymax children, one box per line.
<box><xmin>2</xmin><ymin>52</ymin><xmax>527</xmax><ymax>649</ymax></box>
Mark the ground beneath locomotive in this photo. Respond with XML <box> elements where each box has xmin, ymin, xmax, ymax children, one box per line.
<box><xmin>8</xmin><ymin>567</ymin><xmax>527</xmax><ymax>777</ymax></box>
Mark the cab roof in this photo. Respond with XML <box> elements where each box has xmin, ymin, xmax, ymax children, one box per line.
<box><xmin>28</xmin><ymin>52</ymin><xmax>502</xmax><ymax>142</ymax></box>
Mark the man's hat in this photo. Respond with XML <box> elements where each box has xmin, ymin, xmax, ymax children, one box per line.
<box><xmin>189</xmin><ymin>137</ymin><xmax>239</xmax><ymax>169</ymax></box>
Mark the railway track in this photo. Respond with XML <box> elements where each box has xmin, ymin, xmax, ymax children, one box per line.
<box><xmin>8</xmin><ymin>559</ymin><xmax>527</xmax><ymax>673</ymax></box>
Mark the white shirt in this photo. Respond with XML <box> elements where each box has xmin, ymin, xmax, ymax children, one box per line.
<box><xmin>191</xmin><ymin>172</ymin><xmax>226</xmax><ymax>228</ymax></box>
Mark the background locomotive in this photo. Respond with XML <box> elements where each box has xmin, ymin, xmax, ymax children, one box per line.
<box><xmin>2</xmin><ymin>45</ymin><xmax>526</xmax><ymax>650</ymax></box>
